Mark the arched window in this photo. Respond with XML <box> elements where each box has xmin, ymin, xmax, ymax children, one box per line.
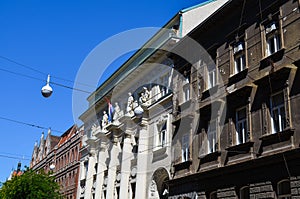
<box><xmin>277</xmin><ymin>179</ymin><xmax>291</xmax><ymax>199</ymax></box>
<box><xmin>209</xmin><ymin>191</ymin><xmax>217</xmax><ymax>199</ymax></box>
<box><xmin>240</xmin><ymin>186</ymin><xmax>250</xmax><ymax>199</ymax></box>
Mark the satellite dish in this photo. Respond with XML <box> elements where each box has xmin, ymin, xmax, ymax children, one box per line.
<box><xmin>41</xmin><ymin>74</ymin><xmax>53</xmax><ymax>98</ymax></box>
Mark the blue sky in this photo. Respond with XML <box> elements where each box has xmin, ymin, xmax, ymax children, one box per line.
<box><xmin>0</xmin><ymin>0</ymin><xmax>206</xmax><ymax>182</ymax></box>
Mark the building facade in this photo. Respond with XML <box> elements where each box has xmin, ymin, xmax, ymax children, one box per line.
<box><xmin>168</xmin><ymin>0</ymin><xmax>300</xmax><ymax>198</ymax></box>
<box><xmin>30</xmin><ymin>125</ymin><xmax>82</xmax><ymax>199</ymax></box>
<box><xmin>76</xmin><ymin>1</ymin><xmax>229</xmax><ymax>199</ymax></box>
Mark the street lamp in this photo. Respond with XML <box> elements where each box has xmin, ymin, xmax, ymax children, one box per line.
<box><xmin>41</xmin><ymin>74</ymin><xmax>53</xmax><ymax>98</ymax></box>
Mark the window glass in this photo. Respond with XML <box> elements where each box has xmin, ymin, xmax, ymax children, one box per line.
<box><xmin>182</xmin><ymin>134</ymin><xmax>190</xmax><ymax>162</ymax></box>
<box><xmin>233</xmin><ymin>42</ymin><xmax>246</xmax><ymax>74</ymax></box>
<box><xmin>208</xmin><ymin>120</ymin><xmax>217</xmax><ymax>153</ymax></box>
<box><xmin>208</xmin><ymin>68</ymin><xmax>216</xmax><ymax>89</ymax></box>
<box><xmin>265</xmin><ymin>22</ymin><xmax>281</xmax><ymax>56</ymax></box>
<box><xmin>278</xmin><ymin>180</ymin><xmax>291</xmax><ymax>199</ymax></box>
<box><xmin>240</xmin><ymin>186</ymin><xmax>250</xmax><ymax>199</ymax></box>
<box><xmin>271</xmin><ymin>92</ymin><xmax>286</xmax><ymax>133</ymax></box>
<box><xmin>157</xmin><ymin>121</ymin><xmax>167</xmax><ymax>148</ymax></box>
<box><xmin>236</xmin><ymin>107</ymin><xmax>248</xmax><ymax>145</ymax></box>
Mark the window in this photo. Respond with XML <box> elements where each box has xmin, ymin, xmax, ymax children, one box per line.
<box><xmin>130</xmin><ymin>182</ymin><xmax>136</xmax><ymax>199</ymax></box>
<box><xmin>183</xmin><ymin>73</ymin><xmax>190</xmax><ymax>102</ymax></box>
<box><xmin>181</xmin><ymin>134</ymin><xmax>190</xmax><ymax>162</ymax></box>
<box><xmin>84</xmin><ymin>161</ymin><xmax>88</xmax><ymax>179</ymax></box>
<box><xmin>183</xmin><ymin>84</ymin><xmax>190</xmax><ymax>102</ymax></box>
<box><xmin>157</xmin><ymin>121</ymin><xmax>167</xmax><ymax>147</ymax></box>
<box><xmin>265</xmin><ymin>22</ymin><xmax>281</xmax><ymax>56</ymax></box>
<box><xmin>270</xmin><ymin>92</ymin><xmax>286</xmax><ymax>133</ymax></box>
<box><xmin>236</xmin><ymin>107</ymin><xmax>248</xmax><ymax>145</ymax></box>
<box><xmin>208</xmin><ymin>119</ymin><xmax>217</xmax><ymax>153</ymax></box>
<box><xmin>209</xmin><ymin>191</ymin><xmax>217</xmax><ymax>199</ymax></box>
<box><xmin>277</xmin><ymin>180</ymin><xmax>291</xmax><ymax>199</ymax></box>
<box><xmin>207</xmin><ymin>68</ymin><xmax>216</xmax><ymax>89</ymax></box>
<box><xmin>240</xmin><ymin>186</ymin><xmax>250</xmax><ymax>199</ymax></box>
<box><xmin>233</xmin><ymin>42</ymin><xmax>246</xmax><ymax>74</ymax></box>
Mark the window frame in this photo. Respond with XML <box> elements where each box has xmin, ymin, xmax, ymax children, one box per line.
<box><xmin>181</xmin><ymin>133</ymin><xmax>190</xmax><ymax>162</ymax></box>
<box><xmin>232</xmin><ymin>42</ymin><xmax>247</xmax><ymax>75</ymax></box>
<box><xmin>209</xmin><ymin>191</ymin><xmax>217</xmax><ymax>199</ymax></box>
<box><xmin>207</xmin><ymin>119</ymin><xmax>218</xmax><ymax>154</ymax></box>
<box><xmin>235</xmin><ymin>107</ymin><xmax>248</xmax><ymax>145</ymax></box>
<box><xmin>264</xmin><ymin>21</ymin><xmax>282</xmax><ymax>57</ymax></box>
<box><xmin>277</xmin><ymin>179</ymin><xmax>291</xmax><ymax>199</ymax></box>
<box><xmin>270</xmin><ymin>91</ymin><xmax>286</xmax><ymax>134</ymax></box>
<box><xmin>156</xmin><ymin>120</ymin><xmax>168</xmax><ymax>148</ymax></box>
<box><xmin>240</xmin><ymin>186</ymin><xmax>250</xmax><ymax>199</ymax></box>
<box><xmin>207</xmin><ymin>68</ymin><xmax>216</xmax><ymax>89</ymax></box>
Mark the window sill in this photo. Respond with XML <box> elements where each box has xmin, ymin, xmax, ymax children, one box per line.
<box><xmin>228</xmin><ymin>68</ymin><xmax>248</xmax><ymax>86</ymax></box>
<box><xmin>259</xmin><ymin>127</ymin><xmax>294</xmax><ymax>144</ymax></box>
<box><xmin>199</xmin><ymin>151</ymin><xmax>220</xmax><ymax>162</ymax></box>
<box><xmin>201</xmin><ymin>84</ymin><xmax>219</xmax><ymax>100</ymax></box>
<box><xmin>226</xmin><ymin>141</ymin><xmax>254</xmax><ymax>155</ymax></box>
<box><xmin>152</xmin><ymin>147</ymin><xmax>167</xmax><ymax>162</ymax></box>
<box><xmin>179</xmin><ymin>99</ymin><xmax>192</xmax><ymax>109</ymax></box>
<box><xmin>173</xmin><ymin>160</ymin><xmax>192</xmax><ymax>171</ymax></box>
<box><xmin>260</xmin><ymin>48</ymin><xmax>285</xmax><ymax>70</ymax></box>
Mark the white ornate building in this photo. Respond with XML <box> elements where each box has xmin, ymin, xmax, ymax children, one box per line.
<box><xmin>76</xmin><ymin>1</ymin><xmax>228</xmax><ymax>198</ymax></box>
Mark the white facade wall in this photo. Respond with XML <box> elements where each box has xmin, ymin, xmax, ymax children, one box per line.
<box><xmin>76</xmin><ymin>1</ymin><xmax>230</xmax><ymax>198</ymax></box>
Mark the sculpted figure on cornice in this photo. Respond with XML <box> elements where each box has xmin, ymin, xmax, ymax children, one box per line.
<box><xmin>126</xmin><ymin>92</ymin><xmax>135</xmax><ymax>116</ymax></box>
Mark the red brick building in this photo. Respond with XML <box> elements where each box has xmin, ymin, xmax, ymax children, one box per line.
<box><xmin>30</xmin><ymin>125</ymin><xmax>82</xmax><ymax>199</ymax></box>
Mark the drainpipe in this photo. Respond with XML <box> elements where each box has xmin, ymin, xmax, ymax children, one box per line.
<box><xmin>179</xmin><ymin>13</ymin><xmax>183</xmax><ymax>38</ymax></box>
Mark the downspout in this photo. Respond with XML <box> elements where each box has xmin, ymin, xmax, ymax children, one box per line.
<box><xmin>179</xmin><ymin>13</ymin><xmax>183</xmax><ymax>38</ymax></box>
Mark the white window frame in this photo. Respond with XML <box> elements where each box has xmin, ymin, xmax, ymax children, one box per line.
<box><xmin>270</xmin><ymin>92</ymin><xmax>286</xmax><ymax>134</ymax></box>
<box><xmin>183</xmin><ymin>84</ymin><xmax>190</xmax><ymax>103</ymax></box>
<box><xmin>233</xmin><ymin>42</ymin><xmax>246</xmax><ymax>74</ymax></box>
<box><xmin>181</xmin><ymin>134</ymin><xmax>190</xmax><ymax>162</ymax></box>
<box><xmin>207</xmin><ymin>119</ymin><xmax>217</xmax><ymax>154</ymax></box>
<box><xmin>236</xmin><ymin>107</ymin><xmax>248</xmax><ymax>145</ymax></box>
<box><xmin>156</xmin><ymin>121</ymin><xmax>167</xmax><ymax>148</ymax></box>
<box><xmin>265</xmin><ymin>22</ymin><xmax>281</xmax><ymax>56</ymax></box>
<box><xmin>207</xmin><ymin>68</ymin><xmax>216</xmax><ymax>89</ymax></box>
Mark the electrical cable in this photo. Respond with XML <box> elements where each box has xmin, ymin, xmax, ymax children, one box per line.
<box><xmin>0</xmin><ymin>116</ymin><xmax>64</xmax><ymax>134</ymax></box>
<box><xmin>0</xmin><ymin>152</ymin><xmax>31</xmax><ymax>158</ymax></box>
<box><xmin>0</xmin><ymin>66</ymin><xmax>92</xmax><ymax>94</ymax></box>
<box><xmin>0</xmin><ymin>154</ymin><xmax>30</xmax><ymax>161</ymax></box>
<box><xmin>0</xmin><ymin>55</ymin><xmax>95</xmax><ymax>88</ymax></box>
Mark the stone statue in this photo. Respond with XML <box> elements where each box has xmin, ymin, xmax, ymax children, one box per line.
<box><xmin>102</xmin><ymin>111</ymin><xmax>109</xmax><ymax>128</ymax></box>
<box><xmin>139</xmin><ymin>92</ymin><xmax>145</xmax><ymax>104</ymax></box>
<box><xmin>91</xmin><ymin>122</ymin><xmax>101</xmax><ymax>136</ymax></box>
<box><xmin>113</xmin><ymin>102</ymin><xmax>123</xmax><ymax>120</ymax></box>
<box><xmin>140</xmin><ymin>87</ymin><xmax>150</xmax><ymax>105</ymax></box>
<box><xmin>126</xmin><ymin>92</ymin><xmax>134</xmax><ymax>116</ymax></box>
<box><xmin>143</xmin><ymin>87</ymin><xmax>150</xmax><ymax>101</ymax></box>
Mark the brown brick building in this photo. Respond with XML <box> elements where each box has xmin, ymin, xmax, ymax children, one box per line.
<box><xmin>168</xmin><ymin>0</ymin><xmax>300</xmax><ymax>198</ymax></box>
<box><xmin>30</xmin><ymin>125</ymin><xmax>82</xmax><ymax>199</ymax></box>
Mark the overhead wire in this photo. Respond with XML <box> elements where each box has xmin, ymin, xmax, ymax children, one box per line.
<box><xmin>0</xmin><ymin>55</ymin><xmax>95</xmax><ymax>88</ymax></box>
<box><xmin>0</xmin><ymin>152</ymin><xmax>31</xmax><ymax>158</ymax></box>
<box><xmin>0</xmin><ymin>154</ymin><xmax>30</xmax><ymax>161</ymax></box>
<box><xmin>0</xmin><ymin>115</ymin><xmax>64</xmax><ymax>134</ymax></box>
<box><xmin>0</xmin><ymin>66</ymin><xmax>92</xmax><ymax>94</ymax></box>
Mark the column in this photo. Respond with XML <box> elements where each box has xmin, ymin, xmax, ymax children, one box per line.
<box><xmin>84</xmin><ymin>155</ymin><xmax>96</xmax><ymax>199</ymax></box>
<box><xmin>94</xmin><ymin>143</ymin><xmax>107</xmax><ymax>199</ymax></box>
<box><xmin>76</xmin><ymin>161</ymin><xmax>85</xmax><ymax>198</ymax></box>
<box><xmin>106</xmin><ymin>141</ymin><xmax>119</xmax><ymax>199</ymax></box>
<box><xmin>119</xmin><ymin>134</ymin><xmax>133</xmax><ymax>199</ymax></box>
<box><xmin>135</xmin><ymin>120</ymin><xmax>150</xmax><ymax>199</ymax></box>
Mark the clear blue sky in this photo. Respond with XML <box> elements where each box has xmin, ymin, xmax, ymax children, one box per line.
<box><xmin>0</xmin><ymin>0</ymin><xmax>206</xmax><ymax>182</ymax></box>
